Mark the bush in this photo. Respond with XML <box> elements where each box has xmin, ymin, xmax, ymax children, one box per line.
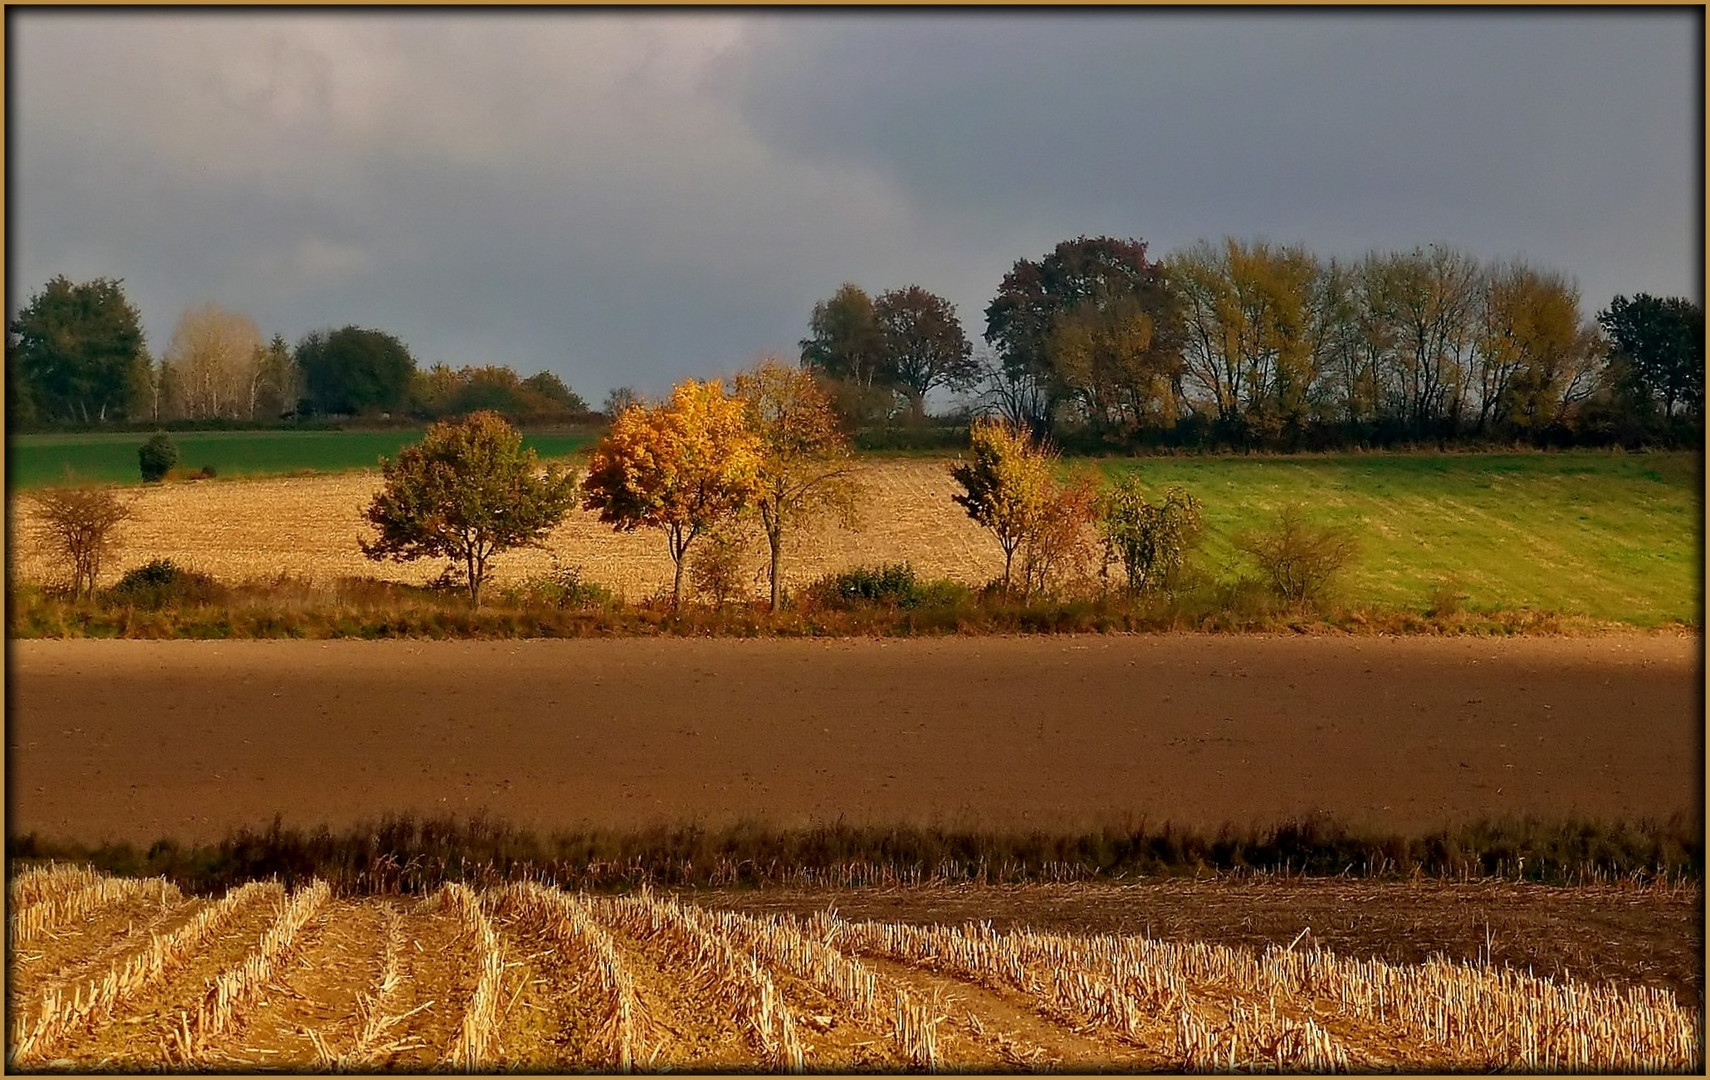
<box><xmin>805</xmin><ymin>562</ymin><xmax>923</xmax><ymax>609</ymax></box>
<box><xmin>104</xmin><ymin>558</ymin><xmax>225</xmax><ymax>608</ymax></box>
<box><xmin>1097</xmin><ymin>476</ymin><xmax>1204</xmax><ymax>595</ymax></box>
<box><xmin>138</xmin><ymin>432</ymin><xmax>178</xmax><ymax>483</ymax></box>
<box><xmin>27</xmin><ymin>483</ymin><xmax>134</xmax><ymax>598</ymax></box>
<box><xmin>1236</xmin><ymin>504</ymin><xmax>1359</xmax><ymax>607</ymax></box>
<box><xmin>502</xmin><ymin>561</ymin><xmax>617</xmax><ymax>611</ymax></box>
<box><xmin>689</xmin><ymin>531</ymin><xmax>752</xmax><ymax>608</ymax></box>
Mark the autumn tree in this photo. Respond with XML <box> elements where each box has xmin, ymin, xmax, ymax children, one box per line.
<box><xmin>359</xmin><ymin>410</ymin><xmax>578</xmax><ymax>607</ymax></box>
<box><xmin>8</xmin><ymin>276</ymin><xmax>148</xmax><ymax>426</ymax></box>
<box><xmin>28</xmin><ymin>482</ymin><xmax>133</xmax><ymax>598</ymax></box>
<box><xmin>801</xmin><ymin>283</ymin><xmax>893</xmax><ymax>425</ymax></box>
<box><xmin>582</xmin><ymin>379</ymin><xmax>763</xmax><ymax>606</ymax></box>
<box><xmin>733</xmin><ymin>357</ymin><xmax>861</xmax><ymax>610</ymax></box>
<box><xmin>1476</xmin><ymin>262</ymin><xmax>1602</xmax><ymax>435</ymax></box>
<box><xmin>162</xmin><ymin>304</ymin><xmax>263</xmax><ymax>420</ymax></box>
<box><xmin>873</xmin><ymin>286</ymin><xmax>976</xmax><ymax>419</ymax></box>
<box><xmin>949</xmin><ymin>419</ymin><xmax>1057</xmax><ymax>592</ymax></box>
<box><xmin>984</xmin><ymin>236</ymin><xmax>1179</xmax><ymax>437</ymax></box>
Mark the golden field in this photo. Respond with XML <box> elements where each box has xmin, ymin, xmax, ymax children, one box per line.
<box><xmin>8</xmin><ymin>461</ymin><xmax>1000</xmax><ymax>599</ymax></box>
<box><xmin>9</xmin><ymin>865</ymin><xmax>1699</xmax><ymax>1072</ymax></box>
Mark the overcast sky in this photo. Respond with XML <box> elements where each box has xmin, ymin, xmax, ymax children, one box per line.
<box><xmin>9</xmin><ymin>9</ymin><xmax>1701</xmax><ymax>402</ymax></box>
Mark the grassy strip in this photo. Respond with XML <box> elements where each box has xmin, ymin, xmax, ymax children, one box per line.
<box><xmin>8</xmin><ymin>428</ymin><xmax>596</xmax><ymax>488</ymax></box>
<box><xmin>8</xmin><ymin>813</ymin><xmax>1698</xmax><ymax>896</ymax></box>
<box><xmin>7</xmin><ymin>579</ymin><xmax>1658</xmax><ymax>640</ymax></box>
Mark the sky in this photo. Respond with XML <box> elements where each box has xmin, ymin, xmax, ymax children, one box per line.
<box><xmin>8</xmin><ymin>9</ymin><xmax>1702</xmax><ymax>404</ymax></box>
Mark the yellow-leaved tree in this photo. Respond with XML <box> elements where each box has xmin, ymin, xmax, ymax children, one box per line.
<box><xmin>582</xmin><ymin>379</ymin><xmax>763</xmax><ymax>606</ymax></box>
<box><xmin>948</xmin><ymin>418</ymin><xmax>1056</xmax><ymax>592</ymax></box>
<box><xmin>733</xmin><ymin>357</ymin><xmax>862</xmax><ymax>611</ymax></box>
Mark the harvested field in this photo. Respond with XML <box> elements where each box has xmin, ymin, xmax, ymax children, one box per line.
<box><xmin>6</xmin><ymin>870</ymin><xmax>1699</xmax><ymax>1072</ymax></box>
<box><xmin>6</xmin><ymin>460</ymin><xmax>995</xmax><ymax>599</ymax></box>
<box><xmin>8</xmin><ymin>635</ymin><xmax>1698</xmax><ymax>843</ymax></box>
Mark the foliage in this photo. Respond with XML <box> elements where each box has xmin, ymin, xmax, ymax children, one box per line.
<box><xmin>413</xmin><ymin>363</ymin><xmax>591</xmax><ymax>422</ymax></box>
<box><xmin>1236</xmin><ymin>504</ymin><xmax>1359</xmax><ymax>607</ymax></box>
<box><xmin>949</xmin><ymin>419</ymin><xmax>1057</xmax><ymax>591</ymax></box>
<box><xmin>804</xmin><ymin>562</ymin><xmax>923</xmax><ymax>609</ymax></box>
<box><xmin>499</xmin><ymin>560</ymin><xmax>617</xmax><ymax>611</ymax></box>
<box><xmin>1097</xmin><ymin>475</ymin><xmax>1204</xmax><ymax>594</ymax></box>
<box><xmin>734</xmin><ymin>357</ymin><xmax>862</xmax><ymax>610</ymax></box>
<box><xmin>105</xmin><ymin>558</ymin><xmax>224</xmax><ymax>608</ymax></box>
<box><xmin>873</xmin><ymin>286</ymin><xmax>977</xmax><ymax>418</ymax></box>
<box><xmin>1598</xmin><ymin>294</ymin><xmax>1704</xmax><ymax>422</ymax></box>
<box><xmin>688</xmin><ymin>529</ymin><xmax>752</xmax><ymax>608</ymax></box>
<box><xmin>984</xmin><ymin>236</ymin><xmax>1177</xmax><ymax>437</ymax></box>
<box><xmin>602</xmin><ymin>386</ymin><xmax>645</xmax><ymax>418</ymax></box>
<box><xmin>26</xmin><ymin>483</ymin><xmax>134</xmax><ymax>598</ymax></box>
<box><xmin>296</xmin><ymin>326</ymin><xmax>418</xmax><ymax>416</ymax></box>
<box><xmin>160</xmin><ymin>304</ymin><xmax>265</xmax><ymax>420</ymax></box>
<box><xmin>8</xmin><ymin>276</ymin><xmax>148</xmax><ymax>426</ymax></box>
<box><xmin>800</xmin><ymin>283</ymin><xmax>886</xmax><ymax>397</ymax></box>
<box><xmin>360</xmin><ymin>411</ymin><xmax>579</xmax><ymax>607</ymax></box>
<box><xmin>1016</xmin><ymin>470</ymin><xmax>1101</xmax><ymax>599</ymax></box>
<box><xmin>582</xmin><ymin>379</ymin><xmax>763</xmax><ymax>606</ymax></box>
<box><xmin>138</xmin><ymin>432</ymin><xmax>179</xmax><ymax>483</ymax></box>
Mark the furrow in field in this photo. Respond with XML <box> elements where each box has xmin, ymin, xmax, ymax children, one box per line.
<box><xmin>485</xmin><ymin>883</ymin><xmax>649</xmax><ymax>1070</ymax></box>
<box><xmin>24</xmin><ymin>881</ymin><xmax>286</xmax><ymax>1069</ymax></box>
<box><xmin>192</xmin><ymin>897</ymin><xmax>392</xmax><ymax>1069</ymax></box>
<box><xmin>352</xmin><ymin>888</ymin><xmax>481</xmax><ymax>1069</ymax></box>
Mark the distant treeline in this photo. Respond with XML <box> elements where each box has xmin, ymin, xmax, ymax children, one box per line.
<box><xmin>802</xmin><ymin>236</ymin><xmax>1703</xmax><ymax>451</ymax></box>
<box><xmin>5</xmin><ymin>284</ymin><xmax>596</xmax><ymax>431</ymax></box>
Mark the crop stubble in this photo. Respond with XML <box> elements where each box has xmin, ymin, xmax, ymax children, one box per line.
<box><xmin>6</xmin><ymin>870</ymin><xmax>1698</xmax><ymax>1072</ymax></box>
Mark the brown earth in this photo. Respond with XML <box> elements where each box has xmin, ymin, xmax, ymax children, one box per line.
<box><xmin>7</xmin><ymin>634</ymin><xmax>1699</xmax><ymax>843</ymax></box>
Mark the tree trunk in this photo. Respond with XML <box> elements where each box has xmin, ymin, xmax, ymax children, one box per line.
<box><xmin>768</xmin><ymin>532</ymin><xmax>783</xmax><ymax>611</ymax></box>
<box><xmin>672</xmin><ymin>555</ymin><xmax>685</xmax><ymax>608</ymax></box>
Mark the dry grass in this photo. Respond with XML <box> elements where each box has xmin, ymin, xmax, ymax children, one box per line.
<box><xmin>7</xmin><ymin>462</ymin><xmax>999</xmax><ymax>599</ymax></box>
<box><xmin>7</xmin><ymin>869</ymin><xmax>1699</xmax><ymax>1072</ymax></box>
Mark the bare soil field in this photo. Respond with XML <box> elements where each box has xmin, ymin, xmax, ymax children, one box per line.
<box><xmin>9</xmin><ymin>635</ymin><xmax>1698</xmax><ymax>844</ymax></box>
<box><xmin>7</xmin><ymin>869</ymin><xmax>1699</xmax><ymax>1071</ymax></box>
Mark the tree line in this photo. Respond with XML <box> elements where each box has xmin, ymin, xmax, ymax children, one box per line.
<box><xmin>6</xmin><ymin>281</ymin><xmax>594</xmax><ymax>429</ymax></box>
<box><xmin>803</xmin><ymin>236</ymin><xmax>1703</xmax><ymax>449</ymax></box>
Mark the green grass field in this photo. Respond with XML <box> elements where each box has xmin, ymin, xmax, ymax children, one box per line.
<box><xmin>1093</xmin><ymin>452</ymin><xmax>1702</xmax><ymax>626</ymax></box>
<box><xmin>7</xmin><ymin>429</ymin><xmax>595</xmax><ymax>488</ymax></box>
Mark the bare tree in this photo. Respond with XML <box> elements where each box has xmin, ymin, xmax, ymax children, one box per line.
<box><xmin>28</xmin><ymin>483</ymin><xmax>133</xmax><ymax>598</ymax></box>
<box><xmin>163</xmin><ymin>304</ymin><xmax>264</xmax><ymax>420</ymax></box>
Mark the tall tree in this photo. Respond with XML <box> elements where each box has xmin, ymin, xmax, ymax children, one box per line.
<box><xmin>984</xmin><ymin>235</ymin><xmax>1177</xmax><ymax>437</ymax></box>
<box><xmin>582</xmin><ymin>379</ymin><xmax>763</xmax><ymax>606</ymax></box>
<box><xmin>253</xmin><ymin>334</ymin><xmax>299</xmax><ymax>420</ymax></box>
<box><xmin>295</xmin><ymin>326</ymin><xmax>417</xmax><ymax>416</ymax></box>
<box><xmin>1598</xmin><ymin>294</ymin><xmax>1704</xmax><ymax>422</ymax></box>
<box><xmin>800</xmin><ymin>283</ymin><xmax>891</xmax><ymax>424</ymax></box>
<box><xmin>1476</xmin><ymin>262</ymin><xmax>1602</xmax><ymax>434</ymax></box>
<box><xmin>161</xmin><ymin>304</ymin><xmax>263</xmax><ymax>420</ymax></box>
<box><xmin>733</xmin><ymin>357</ymin><xmax>861</xmax><ymax>610</ymax></box>
<box><xmin>873</xmin><ymin>286</ymin><xmax>976</xmax><ymax>419</ymax></box>
<box><xmin>8</xmin><ymin>276</ymin><xmax>147</xmax><ymax>425</ymax></box>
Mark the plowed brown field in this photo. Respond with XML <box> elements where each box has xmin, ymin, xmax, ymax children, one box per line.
<box><xmin>7</xmin><ymin>868</ymin><xmax>1699</xmax><ymax>1072</ymax></box>
<box><xmin>9</xmin><ymin>635</ymin><xmax>1698</xmax><ymax>843</ymax></box>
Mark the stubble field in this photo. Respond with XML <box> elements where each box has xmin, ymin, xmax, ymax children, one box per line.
<box><xmin>8</xmin><ymin>866</ymin><xmax>1699</xmax><ymax>1072</ymax></box>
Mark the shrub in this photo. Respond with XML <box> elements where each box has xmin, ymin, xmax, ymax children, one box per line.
<box><xmin>105</xmin><ymin>558</ymin><xmax>225</xmax><ymax>608</ymax></box>
<box><xmin>27</xmin><ymin>483</ymin><xmax>133</xmax><ymax>598</ymax></box>
<box><xmin>689</xmin><ymin>530</ymin><xmax>752</xmax><ymax>608</ymax></box>
<box><xmin>805</xmin><ymin>563</ymin><xmax>923</xmax><ymax>609</ymax></box>
<box><xmin>1236</xmin><ymin>504</ymin><xmax>1359</xmax><ymax>607</ymax></box>
<box><xmin>138</xmin><ymin>432</ymin><xmax>178</xmax><ymax>483</ymax></box>
<box><xmin>1017</xmin><ymin>471</ymin><xmax>1100</xmax><ymax>599</ymax></box>
<box><xmin>502</xmin><ymin>561</ymin><xmax>617</xmax><ymax>611</ymax></box>
<box><xmin>1097</xmin><ymin>476</ymin><xmax>1204</xmax><ymax>595</ymax></box>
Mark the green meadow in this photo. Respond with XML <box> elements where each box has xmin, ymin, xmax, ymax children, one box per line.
<box><xmin>1095</xmin><ymin>452</ymin><xmax>1701</xmax><ymax>626</ymax></box>
<box><xmin>7</xmin><ymin>429</ymin><xmax>595</xmax><ymax>489</ymax></box>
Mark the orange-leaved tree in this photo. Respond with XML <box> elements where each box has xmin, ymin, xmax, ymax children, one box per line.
<box><xmin>582</xmin><ymin>379</ymin><xmax>763</xmax><ymax>606</ymax></box>
<box><xmin>733</xmin><ymin>357</ymin><xmax>862</xmax><ymax>611</ymax></box>
<box><xmin>359</xmin><ymin>410</ymin><xmax>578</xmax><ymax>608</ymax></box>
